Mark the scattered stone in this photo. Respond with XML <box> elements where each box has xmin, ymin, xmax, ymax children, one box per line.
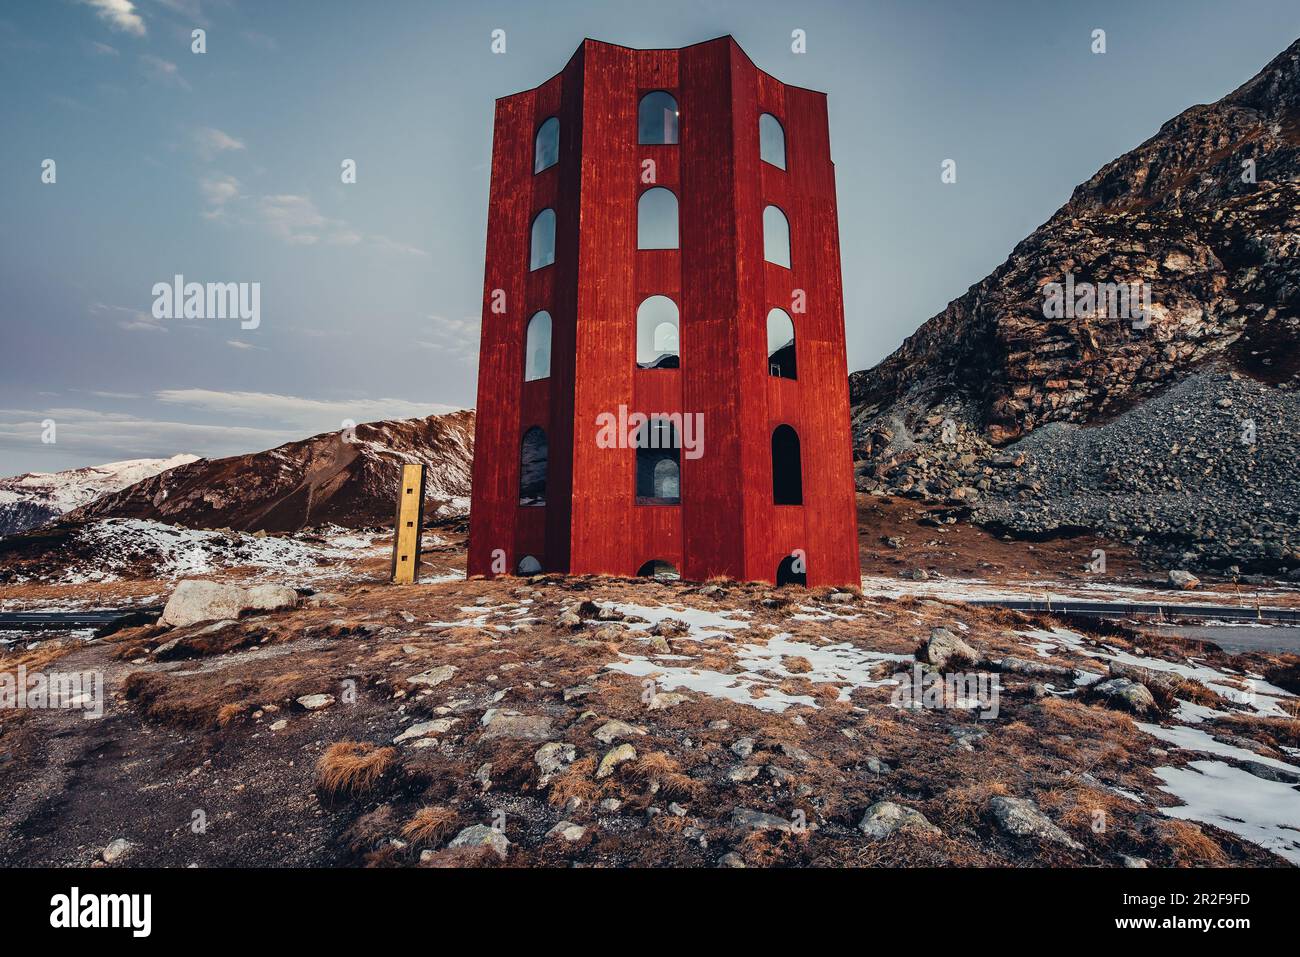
<box><xmin>1168</xmin><ymin>569</ymin><xmax>1201</xmax><ymax>590</ymax></box>
<box><xmin>858</xmin><ymin>801</ymin><xmax>940</xmax><ymax>841</ymax></box>
<box><xmin>295</xmin><ymin>693</ymin><xmax>334</xmax><ymax>711</ymax></box>
<box><xmin>730</xmin><ymin>807</ymin><xmax>794</xmax><ymax>833</ymax></box>
<box><xmin>730</xmin><ymin>737</ymin><xmax>755</xmax><ymax>759</ymax></box>
<box><xmin>159</xmin><ymin>580</ymin><xmax>248</xmax><ymax>628</ymax></box>
<box><xmin>727</xmin><ymin>765</ymin><xmax>761</xmax><ymax>783</ymax></box>
<box><xmin>534</xmin><ymin>741</ymin><xmax>577</xmax><ymax>777</ymax></box>
<box><xmin>269</xmin><ymin>719</ymin><xmax>288</xmax><ymax>731</ymax></box>
<box><xmin>717</xmin><ymin>851</ymin><xmax>746</xmax><ymax>867</ymax></box>
<box><xmin>596</xmin><ymin>743</ymin><xmax>636</xmax><ymax>779</ymax></box>
<box><xmin>648</xmin><ymin>691</ymin><xmax>688</xmax><ymax>710</ymax></box>
<box><xmin>988</xmin><ymin>795</ymin><xmax>1083</xmax><ymax>851</ymax></box>
<box><xmin>1121</xmin><ymin>855</ymin><xmax>1150</xmax><ymax>868</ymax></box>
<box><xmin>865</xmin><ymin>756</ymin><xmax>892</xmax><ymax>775</ymax></box>
<box><xmin>546</xmin><ymin>822</ymin><xmax>586</xmax><ymax>843</ymax></box>
<box><xmin>920</xmin><ymin>627</ymin><xmax>978</xmax><ymax>670</ymax></box>
<box><xmin>480</xmin><ymin>712</ymin><xmax>555</xmax><ymax>742</ymax></box>
<box><xmin>598</xmin><ymin>798</ymin><xmax>623</xmax><ymax>813</ymax></box>
<box><xmin>563</xmin><ymin>684</ymin><xmax>596</xmax><ymax>702</ymax></box>
<box><xmin>1092</xmin><ymin>677</ymin><xmax>1157</xmax><ymax>714</ymax></box>
<box><xmin>393</xmin><ymin>717</ymin><xmax>458</xmax><ymax>743</ymax></box>
<box><xmin>593</xmin><ymin>720</ymin><xmax>646</xmax><ymax>744</ymax></box>
<box><xmin>102</xmin><ymin>838</ymin><xmax>134</xmax><ymax>864</ymax></box>
<box><xmin>407</xmin><ymin>665</ymin><xmax>457</xmax><ymax>688</ymax></box>
<box><xmin>447</xmin><ymin>824</ymin><xmax>509</xmax><ymax>861</ymax></box>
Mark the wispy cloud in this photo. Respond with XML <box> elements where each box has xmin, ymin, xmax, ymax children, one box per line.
<box><xmin>224</xmin><ymin>339</ymin><xmax>265</xmax><ymax>351</ymax></box>
<box><xmin>82</xmin><ymin>0</ymin><xmax>146</xmax><ymax>37</ymax></box>
<box><xmin>90</xmin><ymin>301</ymin><xmax>166</xmax><ymax>333</ymax></box>
<box><xmin>154</xmin><ymin>389</ymin><xmax>458</xmax><ymax>431</ymax></box>
<box><xmin>139</xmin><ymin>53</ymin><xmax>189</xmax><ymax>90</ymax></box>
<box><xmin>199</xmin><ymin>173</ymin><xmax>241</xmax><ymax>218</ymax></box>
<box><xmin>88</xmin><ymin>39</ymin><xmax>120</xmax><ymax>56</ymax></box>
<box><xmin>193</xmin><ymin>126</ymin><xmax>246</xmax><ymax>159</ymax></box>
<box><xmin>418</xmin><ymin>315</ymin><xmax>480</xmax><ymax>363</ymax></box>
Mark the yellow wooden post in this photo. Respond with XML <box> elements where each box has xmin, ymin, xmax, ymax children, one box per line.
<box><xmin>391</xmin><ymin>463</ymin><xmax>426</xmax><ymax>584</ymax></box>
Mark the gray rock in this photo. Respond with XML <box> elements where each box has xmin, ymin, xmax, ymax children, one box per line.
<box><xmin>1093</xmin><ymin>677</ymin><xmax>1157</xmax><ymax>714</ymax></box>
<box><xmin>244</xmin><ymin>584</ymin><xmax>299</xmax><ymax>613</ymax></box>
<box><xmin>102</xmin><ymin>838</ymin><xmax>135</xmax><ymax>864</ymax></box>
<box><xmin>596</xmin><ymin>743</ymin><xmax>636</xmax><ymax>779</ymax></box>
<box><xmin>546</xmin><ymin>821</ymin><xmax>586</xmax><ymax>842</ymax></box>
<box><xmin>479</xmin><ymin>712</ymin><xmax>555</xmax><ymax>742</ymax></box>
<box><xmin>730</xmin><ymin>737</ymin><xmax>755</xmax><ymax>759</ymax></box>
<box><xmin>921</xmin><ymin>627</ymin><xmax>978</xmax><ymax>669</ymax></box>
<box><xmin>534</xmin><ymin>741</ymin><xmax>577</xmax><ymax>776</ymax></box>
<box><xmin>858</xmin><ymin>801</ymin><xmax>940</xmax><ymax>841</ymax></box>
<box><xmin>160</xmin><ymin>580</ymin><xmax>248</xmax><ymax>627</ymax></box>
<box><xmin>592</xmin><ymin>719</ymin><xmax>646</xmax><ymax>744</ymax></box>
<box><xmin>988</xmin><ymin>795</ymin><xmax>1083</xmax><ymax>851</ymax></box>
<box><xmin>447</xmin><ymin>824</ymin><xmax>510</xmax><ymax>860</ymax></box>
<box><xmin>717</xmin><ymin>851</ymin><xmax>747</xmax><ymax>867</ymax></box>
<box><xmin>407</xmin><ymin>665</ymin><xmax>457</xmax><ymax>688</ymax></box>
<box><xmin>1168</xmin><ymin>569</ymin><xmax>1201</xmax><ymax>590</ymax></box>
<box><xmin>727</xmin><ymin>765</ymin><xmax>761</xmax><ymax>783</ymax></box>
<box><xmin>730</xmin><ymin>807</ymin><xmax>794</xmax><ymax>833</ymax></box>
<box><xmin>295</xmin><ymin>693</ymin><xmax>334</xmax><ymax>711</ymax></box>
<box><xmin>393</xmin><ymin>717</ymin><xmax>458</xmax><ymax>743</ymax></box>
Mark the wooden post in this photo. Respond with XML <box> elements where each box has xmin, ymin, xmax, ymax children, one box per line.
<box><xmin>391</xmin><ymin>463</ymin><xmax>426</xmax><ymax>584</ymax></box>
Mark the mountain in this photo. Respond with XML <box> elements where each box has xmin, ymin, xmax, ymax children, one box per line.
<box><xmin>851</xmin><ymin>37</ymin><xmax>1300</xmax><ymax>443</ymax></box>
<box><xmin>69</xmin><ymin>410</ymin><xmax>475</xmax><ymax>533</ymax></box>
<box><xmin>0</xmin><ymin>454</ymin><xmax>198</xmax><ymax>537</ymax></box>
<box><xmin>849</xmin><ymin>39</ymin><xmax>1300</xmax><ymax>574</ymax></box>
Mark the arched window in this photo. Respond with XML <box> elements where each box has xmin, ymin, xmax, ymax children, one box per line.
<box><xmin>766</xmin><ymin>308</ymin><xmax>796</xmax><ymax>379</ymax></box>
<box><xmin>636</xmin><ymin>295</ymin><xmax>680</xmax><ymax>369</ymax></box>
<box><xmin>524</xmin><ymin>311</ymin><xmax>551</xmax><ymax>381</ymax></box>
<box><xmin>776</xmin><ymin>555</ymin><xmax>807</xmax><ymax>587</ymax></box>
<box><xmin>638</xmin><ymin>91</ymin><xmax>679</xmax><ymax>144</ymax></box>
<box><xmin>519</xmin><ymin>426</ymin><xmax>547</xmax><ymax>505</ymax></box>
<box><xmin>530</xmin><ymin>208</ymin><xmax>555</xmax><ymax>270</ymax></box>
<box><xmin>635</xmin><ymin>417</ymin><xmax>680</xmax><ymax>504</ymax></box>
<box><xmin>534</xmin><ymin>117</ymin><xmax>559</xmax><ymax>173</ymax></box>
<box><xmin>638</xmin><ymin>188</ymin><xmax>678</xmax><ymax>249</ymax></box>
<box><xmin>637</xmin><ymin>559</ymin><xmax>681</xmax><ymax>581</ymax></box>
<box><xmin>772</xmin><ymin>424</ymin><xmax>802</xmax><ymax>505</ymax></box>
<box><xmin>763</xmin><ymin>205</ymin><xmax>790</xmax><ymax>268</ymax></box>
<box><xmin>759</xmin><ymin>113</ymin><xmax>786</xmax><ymax>169</ymax></box>
<box><xmin>517</xmin><ymin>555</ymin><xmax>542</xmax><ymax>575</ymax></box>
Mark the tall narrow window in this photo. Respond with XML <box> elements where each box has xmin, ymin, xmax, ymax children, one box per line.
<box><xmin>534</xmin><ymin>117</ymin><xmax>559</xmax><ymax>173</ymax></box>
<box><xmin>636</xmin><ymin>417</ymin><xmax>681</xmax><ymax>504</ymax></box>
<box><xmin>524</xmin><ymin>311</ymin><xmax>551</xmax><ymax>381</ymax></box>
<box><xmin>636</xmin><ymin>296</ymin><xmax>680</xmax><ymax>369</ymax></box>
<box><xmin>772</xmin><ymin>424</ymin><xmax>802</xmax><ymax>505</ymax></box>
<box><xmin>638</xmin><ymin>188</ymin><xmax>678</xmax><ymax>249</ymax></box>
<box><xmin>763</xmin><ymin>205</ymin><xmax>790</xmax><ymax>268</ymax></box>
<box><xmin>766</xmin><ymin>308</ymin><xmax>796</xmax><ymax>379</ymax></box>
<box><xmin>530</xmin><ymin>208</ymin><xmax>555</xmax><ymax>270</ymax></box>
<box><xmin>519</xmin><ymin>427</ymin><xmax>548</xmax><ymax>505</ymax></box>
<box><xmin>759</xmin><ymin>113</ymin><xmax>786</xmax><ymax>169</ymax></box>
<box><xmin>638</xmin><ymin>91</ymin><xmax>679</xmax><ymax>144</ymax></box>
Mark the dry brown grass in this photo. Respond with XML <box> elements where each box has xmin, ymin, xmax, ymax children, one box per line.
<box><xmin>1161</xmin><ymin>819</ymin><xmax>1228</xmax><ymax>866</ymax></box>
<box><xmin>547</xmin><ymin>755</ymin><xmax>600</xmax><ymax>807</ymax></box>
<box><xmin>631</xmin><ymin>751</ymin><xmax>703</xmax><ymax>800</ymax></box>
<box><xmin>316</xmin><ymin>741</ymin><xmax>396</xmax><ymax>799</ymax></box>
<box><xmin>400</xmin><ymin>805</ymin><xmax>458</xmax><ymax>845</ymax></box>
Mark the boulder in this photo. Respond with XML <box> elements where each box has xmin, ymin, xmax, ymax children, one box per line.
<box><xmin>1092</xmin><ymin>677</ymin><xmax>1157</xmax><ymax>714</ymax></box>
<box><xmin>596</xmin><ymin>743</ymin><xmax>636</xmax><ymax>779</ymax></box>
<box><xmin>920</xmin><ymin>627</ymin><xmax>978</xmax><ymax>670</ymax></box>
<box><xmin>987</xmin><ymin>795</ymin><xmax>1082</xmax><ymax>851</ymax></box>
<box><xmin>1168</xmin><ymin>569</ymin><xmax>1201</xmax><ymax>590</ymax></box>
<box><xmin>244</xmin><ymin>584</ymin><xmax>299</xmax><ymax>612</ymax></box>
<box><xmin>160</xmin><ymin>580</ymin><xmax>248</xmax><ymax>627</ymax></box>
<box><xmin>858</xmin><ymin>801</ymin><xmax>940</xmax><ymax>841</ymax></box>
<box><xmin>447</xmin><ymin>824</ymin><xmax>509</xmax><ymax>861</ymax></box>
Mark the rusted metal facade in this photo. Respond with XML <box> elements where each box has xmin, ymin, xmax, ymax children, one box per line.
<box><xmin>468</xmin><ymin>37</ymin><xmax>858</xmax><ymax>586</ymax></box>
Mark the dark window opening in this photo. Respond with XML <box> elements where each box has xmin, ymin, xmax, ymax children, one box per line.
<box><xmin>772</xmin><ymin>424</ymin><xmax>802</xmax><ymax>505</ymax></box>
<box><xmin>637</xmin><ymin>559</ymin><xmax>681</xmax><ymax>581</ymax></box>
<box><xmin>776</xmin><ymin>555</ymin><xmax>806</xmax><ymax>587</ymax></box>
<box><xmin>519</xmin><ymin>426</ymin><xmax>548</xmax><ymax>505</ymax></box>
<box><xmin>638</xmin><ymin>91</ymin><xmax>679</xmax><ymax>144</ymax></box>
<box><xmin>636</xmin><ymin>417</ymin><xmax>681</xmax><ymax>504</ymax></box>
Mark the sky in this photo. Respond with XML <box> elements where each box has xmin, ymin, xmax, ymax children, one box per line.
<box><xmin>1</xmin><ymin>0</ymin><xmax>1297</xmax><ymax>474</ymax></box>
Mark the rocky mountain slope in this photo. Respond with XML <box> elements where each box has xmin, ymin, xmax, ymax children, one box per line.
<box><xmin>0</xmin><ymin>455</ymin><xmax>198</xmax><ymax>538</ymax></box>
<box><xmin>853</xmin><ymin>38</ymin><xmax>1299</xmax><ymax>438</ymax></box>
<box><xmin>851</xmin><ymin>38</ymin><xmax>1300</xmax><ymax>574</ymax></box>
<box><xmin>69</xmin><ymin>411</ymin><xmax>474</xmax><ymax>533</ymax></box>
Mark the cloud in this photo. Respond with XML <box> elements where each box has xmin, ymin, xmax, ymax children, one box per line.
<box><xmin>139</xmin><ymin>54</ymin><xmax>189</xmax><ymax>90</ymax></box>
<box><xmin>256</xmin><ymin>194</ymin><xmax>359</xmax><ymax>246</ymax></box>
<box><xmin>199</xmin><ymin>173</ymin><xmax>241</xmax><ymax>218</ymax></box>
<box><xmin>90</xmin><ymin>301</ymin><xmax>167</xmax><ymax>333</ymax></box>
<box><xmin>371</xmin><ymin>234</ymin><xmax>430</xmax><ymax>257</ymax></box>
<box><xmin>193</xmin><ymin>126</ymin><xmax>245</xmax><ymax>159</ymax></box>
<box><xmin>0</xmin><ymin>406</ymin><xmax>289</xmax><ymax>465</ymax></box>
<box><xmin>154</xmin><ymin>389</ymin><xmax>459</xmax><ymax>431</ymax></box>
<box><xmin>224</xmin><ymin>339</ymin><xmax>265</xmax><ymax>351</ymax></box>
<box><xmin>88</xmin><ymin>40</ymin><xmax>120</xmax><ymax>56</ymax></box>
<box><xmin>418</xmin><ymin>314</ymin><xmax>480</xmax><ymax>363</ymax></box>
<box><xmin>82</xmin><ymin>0</ymin><xmax>145</xmax><ymax>37</ymax></box>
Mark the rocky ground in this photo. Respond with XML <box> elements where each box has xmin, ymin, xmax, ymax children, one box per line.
<box><xmin>2</xmin><ymin>519</ymin><xmax>1299</xmax><ymax>868</ymax></box>
<box><xmin>854</xmin><ymin>362</ymin><xmax>1300</xmax><ymax>579</ymax></box>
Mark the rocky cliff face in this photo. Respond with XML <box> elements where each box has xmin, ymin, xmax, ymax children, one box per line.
<box><xmin>851</xmin><ymin>38</ymin><xmax>1300</xmax><ymax>443</ymax></box>
<box><xmin>851</xmin><ymin>39</ymin><xmax>1300</xmax><ymax>575</ymax></box>
<box><xmin>0</xmin><ymin>455</ymin><xmax>198</xmax><ymax>537</ymax></box>
<box><xmin>69</xmin><ymin>411</ymin><xmax>474</xmax><ymax>533</ymax></box>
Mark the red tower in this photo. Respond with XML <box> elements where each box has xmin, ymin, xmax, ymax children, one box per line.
<box><xmin>468</xmin><ymin>36</ymin><xmax>858</xmax><ymax>586</ymax></box>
